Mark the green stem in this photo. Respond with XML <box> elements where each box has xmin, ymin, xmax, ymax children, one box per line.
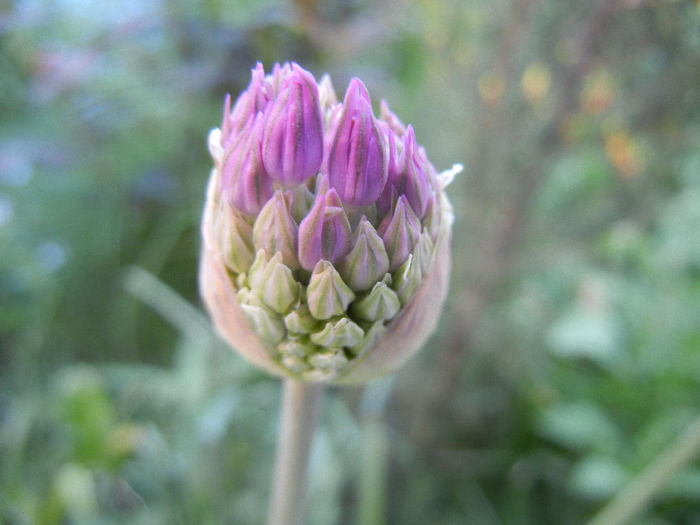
<box><xmin>585</xmin><ymin>412</ymin><xmax>700</xmax><ymax>525</ymax></box>
<box><xmin>358</xmin><ymin>418</ymin><xmax>389</xmax><ymax>525</ymax></box>
<box><xmin>267</xmin><ymin>379</ymin><xmax>324</xmax><ymax>525</ymax></box>
<box><xmin>356</xmin><ymin>377</ymin><xmax>394</xmax><ymax>525</ymax></box>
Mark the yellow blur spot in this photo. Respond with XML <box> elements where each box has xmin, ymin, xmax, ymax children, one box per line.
<box><xmin>580</xmin><ymin>70</ymin><xmax>616</xmax><ymax>114</ymax></box>
<box><xmin>521</xmin><ymin>63</ymin><xmax>551</xmax><ymax>104</ymax></box>
<box><xmin>478</xmin><ymin>71</ymin><xmax>505</xmax><ymax>106</ymax></box>
<box><xmin>109</xmin><ymin>423</ymin><xmax>145</xmax><ymax>457</ymax></box>
<box><xmin>605</xmin><ymin>131</ymin><xmax>644</xmax><ymax>179</ymax></box>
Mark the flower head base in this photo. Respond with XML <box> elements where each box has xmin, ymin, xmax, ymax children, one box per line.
<box><xmin>201</xmin><ymin>62</ymin><xmax>459</xmax><ymax>383</ymax></box>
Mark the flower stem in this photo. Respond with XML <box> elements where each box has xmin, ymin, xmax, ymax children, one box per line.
<box><xmin>357</xmin><ymin>418</ymin><xmax>388</xmax><ymax>525</ymax></box>
<box><xmin>356</xmin><ymin>377</ymin><xmax>394</xmax><ymax>525</ymax></box>
<box><xmin>267</xmin><ymin>379</ymin><xmax>324</xmax><ymax>525</ymax></box>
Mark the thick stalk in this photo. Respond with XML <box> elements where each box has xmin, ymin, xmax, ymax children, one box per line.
<box><xmin>267</xmin><ymin>379</ymin><xmax>324</xmax><ymax>525</ymax></box>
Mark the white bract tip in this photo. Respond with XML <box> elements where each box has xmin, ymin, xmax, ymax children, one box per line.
<box><xmin>207</xmin><ymin>128</ymin><xmax>224</xmax><ymax>166</ymax></box>
<box><xmin>438</xmin><ymin>163</ymin><xmax>463</xmax><ymax>190</ymax></box>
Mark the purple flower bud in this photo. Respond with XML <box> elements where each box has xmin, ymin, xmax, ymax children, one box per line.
<box><xmin>269</xmin><ymin>62</ymin><xmax>292</xmax><ymax>95</ymax></box>
<box><xmin>386</xmin><ymin>123</ymin><xmax>404</xmax><ymax>182</ymax></box>
<box><xmin>222</xmin><ymin>63</ymin><xmax>272</xmax><ymax>146</ymax></box>
<box><xmin>400</xmin><ymin>126</ymin><xmax>431</xmax><ymax>218</ymax></box>
<box><xmin>298</xmin><ymin>176</ymin><xmax>351</xmax><ymax>271</ymax></box>
<box><xmin>324</xmin><ymin>78</ymin><xmax>388</xmax><ymax>206</ymax></box>
<box><xmin>262</xmin><ymin>63</ymin><xmax>324</xmax><ymax>186</ymax></box>
<box><xmin>221</xmin><ymin>112</ymin><xmax>274</xmax><ymax>215</ymax></box>
<box><xmin>376</xmin><ymin>122</ymin><xmax>404</xmax><ymax>214</ymax></box>
<box><xmin>377</xmin><ymin>126</ymin><xmax>431</xmax><ymax>219</ymax></box>
<box><xmin>379</xmin><ymin>99</ymin><xmax>407</xmax><ymax>136</ymax></box>
<box><xmin>378</xmin><ymin>195</ymin><xmax>421</xmax><ymax>271</ymax></box>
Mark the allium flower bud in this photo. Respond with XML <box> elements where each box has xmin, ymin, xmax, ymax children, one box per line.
<box><xmin>222</xmin><ymin>63</ymin><xmax>271</xmax><ymax>145</ymax></box>
<box><xmin>324</xmin><ymin>78</ymin><xmax>388</xmax><ymax>207</ymax></box>
<box><xmin>340</xmin><ymin>216</ymin><xmax>389</xmax><ymax>291</ymax></box>
<box><xmin>221</xmin><ymin>112</ymin><xmax>273</xmax><ymax>215</ymax></box>
<box><xmin>297</xmin><ymin>175</ymin><xmax>351</xmax><ymax>271</ymax></box>
<box><xmin>306</xmin><ymin>260</ymin><xmax>355</xmax><ymax>320</ymax></box>
<box><xmin>399</xmin><ymin>126</ymin><xmax>431</xmax><ymax>218</ymax></box>
<box><xmin>253</xmin><ymin>191</ymin><xmax>299</xmax><ymax>270</ymax></box>
<box><xmin>200</xmin><ymin>62</ymin><xmax>460</xmax><ymax>383</ymax></box>
<box><xmin>378</xmin><ymin>195</ymin><xmax>421</xmax><ymax>272</ymax></box>
<box><xmin>262</xmin><ymin>63</ymin><xmax>324</xmax><ymax>185</ymax></box>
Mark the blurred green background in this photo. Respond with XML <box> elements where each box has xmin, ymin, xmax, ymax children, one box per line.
<box><xmin>2</xmin><ymin>0</ymin><xmax>700</xmax><ymax>524</ymax></box>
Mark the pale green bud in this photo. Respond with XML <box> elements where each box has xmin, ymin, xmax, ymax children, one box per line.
<box><xmin>414</xmin><ymin>230</ymin><xmax>435</xmax><ymax>275</ymax></box>
<box><xmin>340</xmin><ymin>217</ymin><xmax>390</xmax><ymax>291</ymax></box>
<box><xmin>307</xmin><ymin>349</ymin><xmax>348</xmax><ymax>371</ymax></box>
<box><xmin>347</xmin><ymin>321</ymin><xmax>386</xmax><ymax>359</ymax></box>
<box><xmin>284</xmin><ymin>304</ymin><xmax>319</xmax><ymax>334</ymax></box>
<box><xmin>310</xmin><ymin>317</ymin><xmax>365</xmax><ymax>348</ymax></box>
<box><xmin>215</xmin><ymin>198</ymin><xmax>255</xmax><ymax>274</ymax></box>
<box><xmin>423</xmin><ymin>193</ymin><xmax>441</xmax><ymax>241</ymax></box>
<box><xmin>255</xmin><ymin>252</ymin><xmax>299</xmax><ymax>313</ymax></box>
<box><xmin>303</xmin><ymin>368</ymin><xmax>338</xmax><ymax>382</ymax></box>
<box><xmin>248</xmin><ymin>249</ymin><xmax>268</xmax><ymax>291</ymax></box>
<box><xmin>393</xmin><ymin>254</ymin><xmax>422</xmax><ymax>305</ymax></box>
<box><xmin>240</xmin><ymin>303</ymin><xmax>285</xmax><ymax>344</ymax></box>
<box><xmin>253</xmin><ymin>191</ymin><xmax>299</xmax><ymax>270</ymax></box>
<box><xmin>236</xmin><ymin>286</ymin><xmax>252</xmax><ymax>304</ymax></box>
<box><xmin>379</xmin><ymin>195</ymin><xmax>421</xmax><ymax>272</ymax></box>
<box><xmin>350</xmin><ymin>276</ymin><xmax>400</xmax><ymax>322</ymax></box>
<box><xmin>306</xmin><ymin>260</ymin><xmax>355</xmax><ymax>320</ymax></box>
<box><xmin>278</xmin><ymin>337</ymin><xmax>313</xmax><ymax>358</ymax></box>
<box><xmin>287</xmin><ymin>185</ymin><xmax>315</xmax><ymax>224</ymax></box>
<box><xmin>281</xmin><ymin>354</ymin><xmax>311</xmax><ymax>373</ymax></box>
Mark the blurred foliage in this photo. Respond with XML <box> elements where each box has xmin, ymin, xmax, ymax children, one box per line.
<box><xmin>1</xmin><ymin>0</ymin><xmax>699</xmax><ymax>524</ymax></box>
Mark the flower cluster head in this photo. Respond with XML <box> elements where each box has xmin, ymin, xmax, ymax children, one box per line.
<box><xmin>200</xmin><ymin>62</ymin><xmax>459</xmax><ymax>383</ymax></box>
